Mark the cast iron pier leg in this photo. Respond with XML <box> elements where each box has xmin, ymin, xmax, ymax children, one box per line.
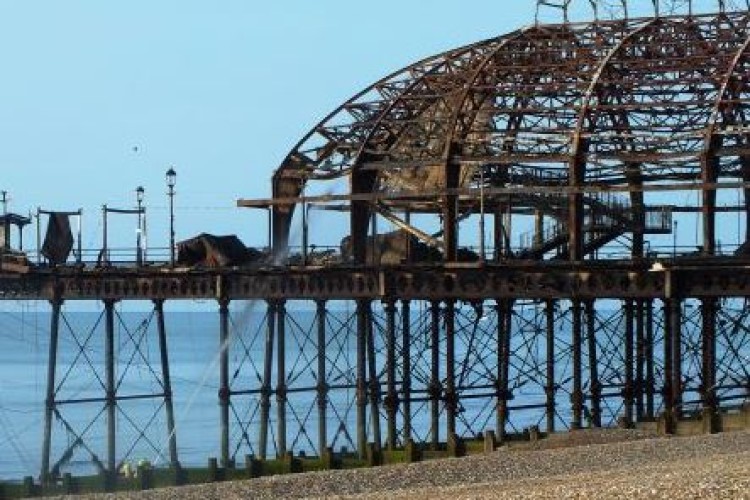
<box><xmin>571</xmin><ymin>300</ymin><xmax>583</xmax><ymax>429</ymax></box>
<box><xmin>585</xmin><ymin>300</ymin><xmax>601</xmax><ymax>427</ymax></box>
<box><xmin>624</xmin><ymin>299</ymin><xmax>635</xmax><ymax>425</ymax></box>
<box><xmin>384</xmin><ymin>300</ymin><xmax>397</xmax><ymax>450</ymax></box>
<box><xmin>356</xmin><ymin>299</ymin><xmax>368</xmax><ymax>459</ymax></box>
<box><xmin>104</xmin><ymin>299</ymin><xmax>116</xmax><ymax>487</ymax></box>
<box><xmin>276</xmin><ymin>300</ymin><xmax>287</xmax><ymax>457</ymax></box>
<box><xmin>366</xmin><ymin>301</ymin><xmax>382</xmax><ymax>453</ymax></box>
<box><xmin>444</xmin><ymin>300</ymin><xmax>457</xmax><ymax>440</ymax></box>
<box><xmin>645</xmin><ymin>301</ymin><xmax>655</xmax><ymax>418</ymax></box>
<box><xmin>635</xmin><ymin>300</ymin><xmax>645</xmax><ymax>421</ymax></box>
<box><xmin>155</xmin><ymin>300</ymin><xmax>178</xmax><ymax>468</ymax></box>
<box><xmin>671</xmin><ymin>299</ymin><xmax>682</xmax><ymax>420</ymax></box>
<box><xmin>496</xmin><ymin>299</ymin><xmax>512</xmax><ymax>439</ymax></box>
<box><xmin>258</xmin><ymin>301</ymin><xmax>276</xmax><ymax>460</ymax></box>
<box><xmin>218</xmin><ymin>299</ymin><xmax>230</xmax><ymax>467</ymax></box>
<box><xmin>41</xmin><ymin>297</ymin><xmax>62</xmax><ymax>484</ymax></box>
<box><xmin>401</xmin><ymin>300</ymin><xmax>412</xmax><ymax>443</ymax></box>
<box><xmin>701</xmin><ymin>298</ymin><xmax>717</xmax><ymax>413</ymax></box>
<box><xmin>429</xmin><ymin>301</ymin><xmax>441</xmax><ymax>449</ymax></box>
<box><xmin>545</xmin><ymin>300</ymin><xmax>556</xmax><ymax>433</ymax></box>
<box><xmin>663</xmin><ymin>298</ymin><xmax>681</xmax><ymax>424</ymax></box>
<box><xmin>316</xmin><ymin>300</ymin><xmax>327</xmax><ymax>456</ymax></box>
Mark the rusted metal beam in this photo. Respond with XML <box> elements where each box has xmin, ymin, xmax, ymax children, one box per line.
<box><xmin>239</xmin><ymin>180</ymin><xmax>750</xmax><ymax>209</ymax></box>
<box><xmin>10</xmin><ymin>260</ymin><xmax>750</xmax><ymax>302</ymax></box>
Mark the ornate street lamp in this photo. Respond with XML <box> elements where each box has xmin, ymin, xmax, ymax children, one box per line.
<box><xmin>166</xmin><ymin>168</ymin><xmax>177</xmax><ymax>266</ymax></box>
<box><xmin>136</xmin><ymin>186</ymin><xmax>145</xmax><ymax>266</ymax></box>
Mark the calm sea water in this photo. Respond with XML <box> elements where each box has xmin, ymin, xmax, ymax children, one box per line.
<box><xmin>0</xmin><ymin>306</ymin><xmax>272</xmax><ymax>480</ymax></box>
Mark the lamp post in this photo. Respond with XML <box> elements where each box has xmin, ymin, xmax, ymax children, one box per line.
<box><xmin>166</xmin><ymin>168</ymin><xmax>177</xmax><ymax>266</ymax></box>
<box><xmin>136</xmin><ymin>186</ymin><xmax>144</xmax><ymax>266</ymax></box>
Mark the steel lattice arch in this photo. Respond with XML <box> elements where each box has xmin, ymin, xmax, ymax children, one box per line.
<box><xmin>260</xmin><ymin>10</ymin><xmax>750</xmax><ymax>264</ymax></box>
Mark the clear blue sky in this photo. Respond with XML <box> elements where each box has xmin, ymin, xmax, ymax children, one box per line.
<box><xmin>0</xmin><ymin>1</ymin><xmax>722</xmax><ymax>252</ymax></box>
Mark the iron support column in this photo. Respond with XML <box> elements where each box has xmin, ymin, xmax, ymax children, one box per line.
<box><xmin>635</xmin><ymin>300</ymin><xmax>645</xmax><ymax>420</ymax></box>
<box><xmin>366</xmin><ymin>301</ymin><xmax>381</xmax><ymax>452</ymax></box>
<box><xmin>663</xmin><ymin>298</ymin><xmax>682</xmax><ymax>421</ymax></box>
<box><xmin>585</xmin><ymin>300</ymin><xmax>601</xmax><ymax>427</ymax></box>
<box><xmin>355</xmin><ymin>299</ymin><xmax>368</xmax><ymax>459</ymax></box>
<box><xmin>624</xmin><ymin>300</ymin><xmax>635</xmax><ymax>425</ymax></box>
<box><xmin>671</xmin><ymin>299</ymin><xmax>682</xmax><ymax>419</ymax></box>
<box><xmin>104</xmin><ymin>299</ymin><xmax>117</xmax><ymax>485</ymax></box>
<box><xmin>155</xmin><ymin>300</ymin><xmax>178</xmax><ymax>468</ymax></box>
<box><xmin>258</xmin><ymin>301</ymin><xmax>276</xmax><ymax>460</ymax></box>
<box><xmin>571</xmin><ymin>300</ymin><xmax>583</xmax><ymax>429</ymax></box>
<box><xmin>276</xmin><ymin>300</ymin><xmax>287</xmax><ymax>458</ymax></box>
<box><xmin>496</xmin><ymin>299</ymin><xmax>512</xmax><ymax>439</ymax></box>
<box><xmin>41</xmin><ymin>297</ymin><xmax>62</xmax><ymax>484</ymax></box>
<box><xmin>701</xmin><ymin>298</ymin><xmax>717</xmax><ymax>412</ymax></box>
<box><xmin>663</xmin><ymin>300</ymin><xmax>673</xmax><ymax>420</ymax></box>
<box><xmin>444</xmin><ymin>300</ymin><xmax>457</xmax><ymax>439</ymax></box>
<box><xmin>218</xmin><ymin>299</ymin><xmax>230</xmax><ymax>466</ymax></box>
<box><xmin>645</xmin><ymin>301</ymin><xmax>655</xmax><ymax>418</ymax></box>
<box><xmin>429</xmin><ymin>301</ymin><xmax>441</xmax><ymax>449</ymax></box>
<box><xmin>316</xmin><ymin>300</ymin><xmax>328</xmax><ymax>456</ymax></box>
<box><xmin>383</xmin><ymin>300</ymin><xmax>398</xmax><ymax>450</ymax></box>
<box><xmin>545</xmin><ymin>300</ymin><xmax>556</xmax><ymax>433</ymax></box>
<box><xmin>401</xmin><ymin>300</ymin><xmax>412</xmax><ymax>442</ymax></box>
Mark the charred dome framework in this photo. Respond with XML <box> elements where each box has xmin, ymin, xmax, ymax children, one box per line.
<box><xmin>255</xmin><ymin>7</ymin><xmax>750</xmax><ymax>263</ymax></box>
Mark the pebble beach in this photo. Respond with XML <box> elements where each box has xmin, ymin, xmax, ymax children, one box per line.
<box><xmin>52</xmin><ymin>429</ymin><xmax>750</xmax><ymax>500</ymax></box>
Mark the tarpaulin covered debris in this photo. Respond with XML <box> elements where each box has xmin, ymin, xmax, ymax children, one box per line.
<box><xmin>41</xmin><ymin>213</ymin><xmax>74</xmax><ymax>265</ymax></box>
<box><xmin>177</xmin><ymin>233</ymin><xmax>264</xmax><ymax>267</ymax></box>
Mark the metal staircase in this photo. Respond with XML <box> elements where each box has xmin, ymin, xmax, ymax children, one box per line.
<box><xmin>517</xmin><ymin>193</ymin><xmax>672</xmax><ymax>260</ymax></box>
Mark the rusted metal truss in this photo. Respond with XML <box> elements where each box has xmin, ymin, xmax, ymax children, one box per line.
<box><xmin>263</xmin><ymin>9</ymin><xmax>750</xmax><ymax>262</ymax></box>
